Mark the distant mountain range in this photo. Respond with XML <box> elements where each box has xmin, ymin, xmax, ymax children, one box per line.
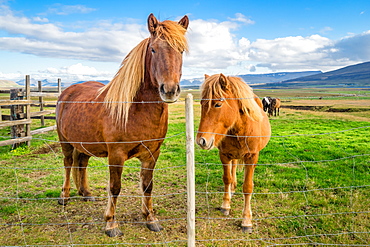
<box><xmin>2</xmin><ymin>61</ymin><xmax>369</xmax><ymax>89</ymax></box>
<box><xmin>181</xmin><ymin>61</ymin><xmax>370</xmax><ymax>88</ymax></box>
<box><xmin>277</xmin><ymin>61</ymin><xmax>370</xmax><ymax>88</ymax></box>
<box><xmin>10</xmin><ymin>79</ymin><xmax>109</xmax><ymax>88</ymax></box>
<box><xmin>180</xmin><ymin>71</ymin><xmax>322</xmax><ymax>87</ymax></box>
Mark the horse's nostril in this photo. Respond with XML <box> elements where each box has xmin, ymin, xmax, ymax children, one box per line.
<box><xmin>160</xmin><ymin>84</ymin><xmax>165</xmax><ymax>94</ymax></box>
<box><xmin>199</xmin><ymin>137</ymin><xmax>207</xmax><ymax>147</ymax></box>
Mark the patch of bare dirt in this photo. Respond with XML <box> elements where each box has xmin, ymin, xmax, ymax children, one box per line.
<box><xmin>31</xmin><ymin>142</ymin><xmax>61</xmax><ymax>155</ymax></box>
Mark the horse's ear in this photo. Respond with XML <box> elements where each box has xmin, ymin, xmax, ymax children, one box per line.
<box><xmin>204</xmin><ymin>74</ymin><xmax>209</xmax><ymax>79</ymax></box>
<box><xmin>178</xmin><ymin>15</ymin><xmax>189</xmax><ymax>30</ymax></box>
<box><xmin>148</xmin><ymin>13</ymin><xmax>159</xmax><ymax>35</ymax></box>
<box><xmin>219</xmin><ymin>73</ymin><xmax>228</xmax><ymax>90</ymax></box>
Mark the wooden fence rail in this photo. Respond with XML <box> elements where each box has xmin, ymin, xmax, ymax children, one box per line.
<box><xmin>0</xmin><ymin>75</ymin><xmax>61</xmax><ymax>148</ymax></box>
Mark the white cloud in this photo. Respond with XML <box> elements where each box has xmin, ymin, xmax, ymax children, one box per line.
<box><xmin>328</xmin><ymin>31</ymin><xmax>370</xmax><ymax>61</ymax></box>
<box><xmin>247</xmin><ymin>35</ymin><xmax>333</xmax><ymax>67</ymax></box>
<box><xmin>33</xmin><ymin>16</ymin><xmax>49</xmax><ymax>22</ymax></box>
<box><xmin>38</xmin><ymin>63</ymin><xmax>113</xmax><ymax>81</ymax></box>
<box><xmin>228</xmin><ymin>13</ymin><xmax>255</xmax><ymax>25</ymax></box>
<box><xmin>184</xmin><ymin>18</ymin><xmax>242</xmax><ymax>76</ymax></box>
<box><xmin>45</xmin><ymin>4</ymin><xmax>96</xmax><ymax>15</ymax></box>
<box><xmin>320</xmin><ymin>26</ymin><xmax>333</xmax><ymax>34</ymax></box>
<box><xmin>1</xmin><ymin>4</ymin><xmax>370</xmax><ymax>81</ymax></box>
<box><xmin>0</xmin><ymin>5</ymin><xmax>146</xmax><ymax>62</ymax></box>
<box><xmin>0</xmin><ymin>71</ymin><xmax>22</xmax><ymax>81</ymax></box>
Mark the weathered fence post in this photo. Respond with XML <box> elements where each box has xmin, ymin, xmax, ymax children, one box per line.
<box><xmin>10</xmin><ymin>88</ymin><xmax>24</xmax><ymax>149</ymax></box>
<box><xmin>38</xmin><ymin>81</ymin><xmax>45</xmax><ymax>126</ymax></box>
<box><xmin>57</xmin><ymin>78</ymin><xmax>62</xmax><ymax>94</ymax></box>
<box><xmin>25</xmin><ymin>75</ymin><xmax>31</xmax><ymax>146</ymax></box>
<box><xmin>185</xmin><ymin>93</ymin><xmax>196</xmax><ymax>247</ymax></box>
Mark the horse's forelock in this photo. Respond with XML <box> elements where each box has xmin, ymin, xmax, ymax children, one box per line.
<box><xmin>155</xmin><ymin>20</ymin><xmax>188</xmax><ymax>53</ymax></box>
<box><xmin>201</xmin><ymin>74</ymin><xmax>227</xmax><ymax>111</ymax></box>
<box><xmin>202</xmin><ymin>74</ymin><xmax>263</xmax><ymax>122</ymax></box>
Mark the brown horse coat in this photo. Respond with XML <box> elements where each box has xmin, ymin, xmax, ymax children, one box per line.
<box><xmin>268</xmin><ymin>98</ymin><xmax>281</xmax><ymax>117</ymax></box>
<box><xmin>196</xmin><ymin>74</ymin><xmax>271</xmax><ymax>233</ymax></box>
<box><xmin>56</xmin><ymin>13</ymin><xmax>189</xmax><ymax>237</ymax></box>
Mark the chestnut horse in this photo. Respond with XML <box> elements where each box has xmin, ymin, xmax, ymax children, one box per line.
<box><xmin>268</xmin><ymin>98</ymin><xmax>281</xmax><ymax>117</ymax></box>
<box><xmin>56</xmin><ymin>13</ymin><xmax>189</xmax><ymax>237</ymax></box>
<box><xmin>196</xmin><ymin>74</ymin><xmax>271</xmax><ymax>233</ymax></box>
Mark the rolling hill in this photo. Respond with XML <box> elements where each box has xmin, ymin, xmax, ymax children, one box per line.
<box><xmin>0</xmin><ymin>80</ymin><xmax>21</xmax><ymax>89</ymax></box>
<box><xmin>277</xmin><ymin>61</ymin><xmax>370</xmax><ymax>88</ymax></box>
<box><xmin>180</xmin><ymin>71</ymin><xmax>322</xmax><ymax>88</ymax></box>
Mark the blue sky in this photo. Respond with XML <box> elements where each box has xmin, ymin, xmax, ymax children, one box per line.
<box><xmin>0</xmin><ymin>0</ymin><xmax>369</xmax><ymax>82</ymax></box>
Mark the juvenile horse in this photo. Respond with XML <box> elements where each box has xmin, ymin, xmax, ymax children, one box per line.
<box><xmin>196</xmin><ymin>74</ymin><xmax>271</xmax><ymax>233</ymax></box>
<box><xmin>56</xmin><ymin>13</ymin><xmax>189</xmax><ymax>237</ymax></box>
<box><xmin>262</xmin><ymin>96</ymin><xmax>272</xmax><ymax>112</ymax></box>
<box><xmin>268</xmin><ymin>98</ymin><xmax>281</xmax><ymax>117</ymax></box>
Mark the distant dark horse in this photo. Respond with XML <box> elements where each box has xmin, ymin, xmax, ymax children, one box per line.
<box><xmin>196</xmin><ymin>74</ymin><xmax>271</xmax><ymax>233</ymax></box>
<box><xmin>262</xmin><ymin>96</ymin><xmax>272</xmax><ymax>112</ymax></box>
<box><xmin>268</xmin><ymin>98</ymin><xmax>281</xmax><ymax>117</ymax></box>
<box><xmin>56</xmin><ymin>13</ymin><xmax>189</xmax><ymax>237</ymax></box>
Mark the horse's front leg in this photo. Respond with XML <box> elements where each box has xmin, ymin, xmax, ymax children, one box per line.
<box><xmin>241</xmin><ymin>153</ymin><xmax>258</xmax><ymax>233</ymax></box>
<box><xmin>140</xmin><ymin>158</ymin><xmax>163</xmax><ymax>232</ymax></box>
<box><xmin>220</xmin><ymin>154</ymin><xmax>234</xmax><ymax>216</ymax></box>
<box><xmin>104</xmin><ymin>155</ymin><xmax>124</xmax><ymax>237</ymax></box>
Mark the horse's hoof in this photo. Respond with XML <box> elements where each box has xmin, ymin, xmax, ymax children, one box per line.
<box><xmin>58</xmin><ymin>198</ymin><xmax>69</xmax><ymax>205</ymax></box>
<box><xmin>146</xmin><ymin>222</ymin><xmax>163</xmax><ymax>232</ymax></box>
<box><xmin>105</xmin><ymin>227</ymin><xmax>123</xmax><ymax>237</ymax></box>
<box><xmin>219</xmin><ymin>207</ymin><xmax>230</xmax><ymax>216</ymax></box>
<box><xmin>242</xmin><ymin>226</ymin><xmax>253</xmax><ymax>233</ymax></box>
<box><xmin>83</xmin><ymin>196</ymin><xmax>96</xmax><ymax>202</ymax></box>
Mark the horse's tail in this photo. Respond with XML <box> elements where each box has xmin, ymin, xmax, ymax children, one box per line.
<box><xmin>71</xmin><ymin>148</ymin><xmax>81</xmax><ymax>191</ymax></box>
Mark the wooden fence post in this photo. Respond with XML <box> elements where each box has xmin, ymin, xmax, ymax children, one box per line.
<box><xmin>25</xmin><ymin>75</ymin><xmax>31</xmax><ymax>146</ymax></box>
<box><xmin>38</xmin><ymin>81</ymin><xmax>45</xmax><ymax>126</ymax></box>
<box><xmin>185</xmin><ymin>93</ymin><xmax>196</xmax><ymax>247</ymax></box>
<box><xmin>10</xmin><ymin>88</ymin><xmax>25</xmax><ymax>149</ymax></box>
<box><xmin>57</xmin><ymin>78</ymin><xmax>62</xmax><ymax>94</ymax></box>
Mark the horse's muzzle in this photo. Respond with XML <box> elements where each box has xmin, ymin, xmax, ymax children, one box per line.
<box><xmin>159</xmin><ymin>83</ymin><xmax>181</xmax><ymax>103</ymax></box>
<box><xmin>196</xmin><ymin>136</ymin><xmax>214</xmax><ymax>150</ymax></box>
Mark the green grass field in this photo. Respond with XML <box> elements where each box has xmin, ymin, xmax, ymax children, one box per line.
<box><xmin>0</xmin><ymin>88</ymin><xmax>369</xmax><ymax>246</ymax></box>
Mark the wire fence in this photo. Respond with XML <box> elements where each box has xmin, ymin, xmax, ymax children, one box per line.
<box><xmin>0</xmin><ymin>93</ymin><xmax>369</xmax><ymax>246</ymax></box>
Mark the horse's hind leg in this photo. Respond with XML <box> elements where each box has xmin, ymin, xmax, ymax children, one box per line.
<box><xmin>231</xmin><ymin>159</ymin><xmax>238</xmax><ymax>195</ymax></box>
<box><xmin>58</xmin><ymin>143</ymin><xmax>74</xmax><ymax>205</ymax></box>
<box><xmin>72</xmin><ymin>149</ymin><xmax>94</xmax><ymax>201</ymax></box>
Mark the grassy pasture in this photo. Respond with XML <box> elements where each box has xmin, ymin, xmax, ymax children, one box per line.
<box><xmin>0</xmin><ymin>88</ymin><xmax>369</xmax><ymax>246</ymax></box>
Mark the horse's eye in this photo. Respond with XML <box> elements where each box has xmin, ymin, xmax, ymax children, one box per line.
<box><xmin>151</xmin><ymin>48</ymin><xmax>156</xmax><ymax>53</ymax></box>
<box><xmin>214</xmin><ymin>102</ymin><xmax>222</xmax><ymax>108</ymax></box>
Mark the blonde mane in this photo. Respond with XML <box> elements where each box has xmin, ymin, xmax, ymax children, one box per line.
<box><xmin>98</xmin><ymin>19</ymin><xmax>188</xmax><ymax>125</ymax></box>
<box><xmin>201</xmin><ymin>74</ymin><xmax>263</xmax><ymax>122</ymax></box>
